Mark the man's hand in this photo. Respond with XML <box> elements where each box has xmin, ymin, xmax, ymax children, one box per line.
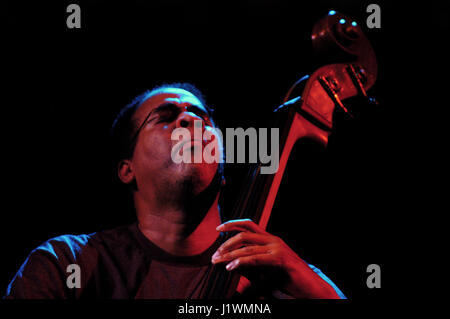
<box><xmin>211</xmin><ymin>219</ymin><xmax>341</xmax><ymax>299</ymax></box>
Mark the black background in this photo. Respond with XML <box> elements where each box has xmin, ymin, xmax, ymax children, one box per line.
<box><xmin>1</xmin><ymin>0</ymin><xmax>446</xmax><ymax>307</ymax></box>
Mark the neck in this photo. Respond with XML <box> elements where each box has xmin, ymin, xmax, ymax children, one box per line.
<box><xmin>134</xmin><ymin>190</ymin><xmax>222</xmax><ymax>256</ymax></box>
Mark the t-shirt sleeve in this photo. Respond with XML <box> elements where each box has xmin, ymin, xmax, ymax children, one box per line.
<box><xmin>4</xmin><ymin>242</ymin><xmax>70</xmax><ymax>299</ymax></box>
<box><xmin>4</xmin><ymin>234</ymin><xmax>93</xmax><ymax>299</ymax></box>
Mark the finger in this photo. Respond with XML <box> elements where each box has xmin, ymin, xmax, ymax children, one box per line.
<box><xmin>216</xmin><ymin>219</ymin><xmax>265</xmax><ymax>234</ymax></box>
<box><xmin>218</xmin><ymin>231</ymin><xmax>271</xmax><ymax>254</ymax></box>
<box><xmin>212</xmin><ymin>244</ymin><xmax>269</xmax><ymax>265</ymax></box>
<box><xmin>225</xmin><ymin>253</ymin><xmax>277</xmax><ymax>271</ymax></box>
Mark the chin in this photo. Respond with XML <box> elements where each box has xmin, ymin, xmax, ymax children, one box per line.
<box><xmin>180</xmin><ymin>162</ymin><xmax>218</xmax><ymax>195</ymax></box>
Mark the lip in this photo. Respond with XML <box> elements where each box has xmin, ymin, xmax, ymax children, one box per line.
<box><xmin>172</xmin><ymin>139</ymin><xmax>205</xmax><ymax>155</ymax></box>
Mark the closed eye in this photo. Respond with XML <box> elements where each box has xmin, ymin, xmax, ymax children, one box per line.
<box><xmin>146</xmin><ymin>103</ymin><xmax>180</xmax><ymax>124</ymax></box>
<box><xmin>149</xmin><ymin>103</ymin><xmax>213</xmax><ymax>125</ymax></box>
<box><xmin>186</xmin><ymin>105</ymin><xmax>213</xmax><ymax>125</ymax></box>
<box><xmin>155</xmin><ymin>108</ymin><xmax>179</xmax><ymax>123</ymax></box>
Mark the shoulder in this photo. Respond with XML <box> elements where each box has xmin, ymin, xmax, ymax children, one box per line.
<box><xmin>34</xmin><ymin>224</ymin><xmax>136</xmax><ymax>262</ymax></box>
<box><xmin>9</xmin><ymin>232</ymin><xmax>98</xmax><ymax>282</ymax></box>
<box><xmin>4</xmin><ymin>224</ymin><xmax>135</xmax><ymax>299</ymax></box>
<box><xmin>4</xmin><ymin>234</ymin><xmax>94</xmax><ymax>299</ymax></box>
<box><xmin>34</xmin><ymin>233</ymin><xmax>93</xmax><ymax>261</ymax></box>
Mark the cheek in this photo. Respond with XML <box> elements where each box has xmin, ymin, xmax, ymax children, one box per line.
<box><xmin>203</xmin><ymin>127</ymin><xmax>224</xmax><ymax>163</ymax></box>
<box><xmin>134</xmin><ymin>132</ymin><xmax>173</xmax><ymax>169</ymax></box>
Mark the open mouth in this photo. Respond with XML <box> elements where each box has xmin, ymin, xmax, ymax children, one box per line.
<box><xmin>172</xmin><ymin>139</ymin><xmax>205</xmax><ymax>157</ymax></box>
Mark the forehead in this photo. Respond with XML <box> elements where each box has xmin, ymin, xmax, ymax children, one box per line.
<box><xmin>133</xmin><ymin>88</ymin><xmax>206</xmax><ymax>121</ymax></box>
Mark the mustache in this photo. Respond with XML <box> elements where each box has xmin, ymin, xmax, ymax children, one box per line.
<box><xmin>171</xmin><ymin>138</ymin><xmax>215</xmax><ymax>159</ymax></box>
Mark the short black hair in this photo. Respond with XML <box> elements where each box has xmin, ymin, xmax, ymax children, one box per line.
<box><xmin>110</xmin><ymin>82</ymin><xmax>215</xmax><ymax>168</ymax></box>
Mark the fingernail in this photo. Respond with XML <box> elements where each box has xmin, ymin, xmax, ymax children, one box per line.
<box><xmin>216</xmin><ymin>224</ymin><xmax>224</xmax><ymax>231</ymax></box>
<box><xmin>226</xmin><ymin>260</ymin><xmax>238</xmax><ymax>271</ymax></box>
<box><xmin>211</xmin><ymin>251</ymin><xmax>220</xmax><ymax>261</ymax></box>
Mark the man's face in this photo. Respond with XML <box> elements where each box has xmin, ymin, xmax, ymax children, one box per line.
<box><xmin>127</xmin><ymin>88</ymin><xmax>220</xmax><ymax>197</ymax></box>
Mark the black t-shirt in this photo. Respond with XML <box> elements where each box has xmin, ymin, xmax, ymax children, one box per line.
<box><xmin>5</xmin><ymin>223</ymin><xmax>225</xmax><ymax>298</ymax></box>
<box><xmin>5</xmin><ymin>223</ymin><xmax>345</xmax><ymax>299</ymax></box>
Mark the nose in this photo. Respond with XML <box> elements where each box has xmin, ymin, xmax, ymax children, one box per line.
<box><xmin>175</xmin><ymin>109</ymin><xmax>205</xmax><ymax>131</ymax></box>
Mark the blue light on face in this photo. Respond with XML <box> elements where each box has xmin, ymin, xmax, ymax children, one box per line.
<box><xmin>351</xmin><ymin>21</ymin><xmax>357</xmax><ymax>27</ymax></box>
<box><xmin>328</xmin><ymin>10</ymin><xmax>336</xmax><ymax>16</ymax></box>
<box><xmin>339</xmin><ymin>19</ymin><xmax>346</xmax><ymax>24</ymax></box>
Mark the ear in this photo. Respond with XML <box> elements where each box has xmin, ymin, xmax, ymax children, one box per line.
<box><xmin>118</xmin><ymin>159</ymin><xmax>135</xmax><ymax>184</ymax></box>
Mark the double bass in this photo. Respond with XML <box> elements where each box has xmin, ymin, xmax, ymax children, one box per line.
<box><xmin>200</xmin><ymin>11</ymin><xmax>378</xmax><ymax>298</ymax></box>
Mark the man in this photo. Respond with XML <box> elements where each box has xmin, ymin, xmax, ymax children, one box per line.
<box><xmin>4</xmin><ymin>83</ymin><xmax>345</xmax><ymax>299</ymax></box>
